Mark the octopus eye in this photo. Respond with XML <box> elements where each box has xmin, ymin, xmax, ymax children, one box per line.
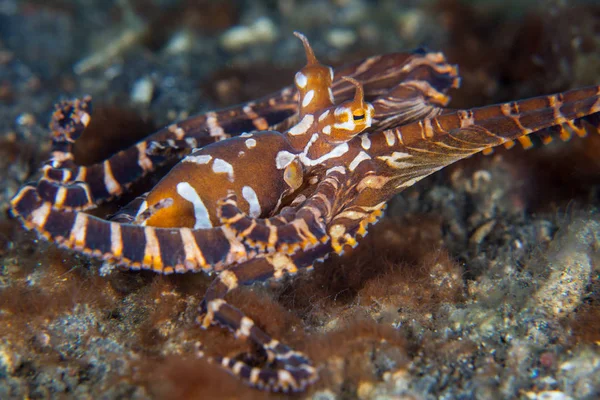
<box><xmin>353</xmin><ymin>113</ymin><xmax>365</xmax><ymax>121</ymax></box>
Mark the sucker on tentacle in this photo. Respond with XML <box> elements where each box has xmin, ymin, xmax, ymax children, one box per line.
<box><xmin>8</xmin><ymin>30</ymin><xmax>600</xmax><ymax>392</ymax></box>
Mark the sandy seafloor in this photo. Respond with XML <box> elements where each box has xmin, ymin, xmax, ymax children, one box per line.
<box><xmin>0</xmin><ymin>0</ymin><xmax>599</xmax><ymax>399</ymax></box>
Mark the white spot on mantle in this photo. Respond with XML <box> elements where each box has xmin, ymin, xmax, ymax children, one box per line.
<box><xmin>242</xmin><ymin>186</ymin><xmax>261</xmax><ymax>217</ymax></box>
<box><xmin>176</xmin><ymin>182</ymin><xmax>212</xmax><ymax>229</ymax></box>
<box><xmin>212</xmin><ymin>158</ymin><xmax>235</xmax><ymax>181</ymax></box>
<box><xmin>183</xmin><ymin>154</ymin><xmax>212</xmax><ymax>164</ymax></box>
<box><xmin>302</xmin><ymin>90</ymin><xmax>315</xmax><ymax>108</ymax></box>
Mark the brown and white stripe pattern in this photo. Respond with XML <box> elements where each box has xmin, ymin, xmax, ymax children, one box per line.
<box><xmin>216</xmin><ymin>167</ymin><xmax>348</xmax><ymax>255</ymax></box>
<box><xmin>36</xmin><ymin>49</ymin><xmax>460</xmax><ymax>212</ymax></box>
<box><xmin>329</xmin><ymin>85</ymin><xmax>600</xmax><ymax>216</ymax></box>
<box><xmin>200</xmin><ymin>297</ymin><xmax>317</xmax><ymax>391</ymax></box>
<box><xmin>12</xmin><ymin>34</ymin><xmax>600</xmax><ymax>393</ymax></box>
<box><xmin>11</xmin><ymin>186</ymin><xmax>251</xmax><ymax>274</ymax></box>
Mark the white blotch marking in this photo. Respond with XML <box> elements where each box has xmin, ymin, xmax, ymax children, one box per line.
<box><xmin>328</xmin><ymin>87</ymin><xmax>334</xmax><ymax>103</ymax></box>
<box><xmin>318</xmin><ymin>110</ymin><xmax>330</xmax><ymax>121</ymax></box>
<box><xmin>300</xmin><ymin>142</ymin><xmax>349</xmax><ymax>166</ymax></box>
<box><xmin>302</xmin><ymin>133</ymin><xmax>319</xmax><ymax>154</ymax></box>
<box><xmin>242</xmin><ymin>105</ymin><xmax>254</xmax><ymax>115</ymax></box>
<box><xmin>110</xmin><ymin>222</ymin><xmax>123</xmax><ymax>256</ymax></box>
<box><xmin>59</xmin><ymin>169</ymin><xmax>72</xmax><ymax>181</ymax></box>
<box><xmin>250</xmin><ymin>368</ymin><xmax>261</xmax><ymax>385</ymax></box>
<box><xmin>237</xmin><ymin>316</ymin><xmax>255</xmax><ymax>338</ymax></box>
<box><xmin>276</xmin><ymin>151</ymin><xmax>296</xmax><ymax>169</ymax></box>
<box><xmin>80</xmin><ymin>112</ymin><xmax>91</xmax><ymax>126</ymax></box>
<box><xmin>232</xmin><ymin>362</ymin><xmax>244</xmax><ymax>375</ymax></box>
<box><xmin>179</xmin><ymin>227</ymin><xmax>207</xmax><ymax>270</ymax></box>
<box><xmin>333</xmin><ymin>107</ymin><xmax>355</xmax><ymax>131</ymax></box>
<box><xmin>349</xmin><ymin>151</ymin><xmax>371</xmax><ymax>171</ymax></box>
<box><xmin>278</xmin><ymin>370</ymin><xmax>295</xmax><ymax>386</ymax></box>
<box><xmin>245</xmin><ymin>138</ymin><xmax>257</xmax><ymax>149</ymax></box>
<box><xmin>377</xmin><ymin>152</ymin><xmax>414</xmax><ymax>169</ymax></box>
<box><xmin>325</xmin><ymin>166</ymin><xmax>346</xmax><ymax>175</ymax></box>
<box><xmin>212</xmin><ymin>158</ymin><xmax>235</xmax><ymax>182</ymax></box>
<box><xmin>302</xmin><ymin>90</ymin><xmax>315</xmax><ymax>108</ymax></box>
<box><xmin>54</xmin><ymin>187</ymin><xmax>67</xmax><ymax>207</ymax></box>
<box><xmin>206</xmin><ymin>112</ymin><xmax>225</xmax><ymax>137</ymax></box>
<box><xmin>219</xmin><ymin>270</ymin><xmax>239</xmax><ymax>290</ymax></box>
<box><xmin>334</xmin><ymin>119</ymin><xmax>355</xmax><ymax>131</ymax></box>
<box><xmin>336</xmin><ymin>210</ymin><xmax>366</xmax><ymax>220</ymax></box>
<box><xmin>270</xmin><ymin>253</ymin><xmax>297</xmax><ymax>277</ymax></box>
<box><xmin>357</xmin><ymin>175</ymin><xmax>392</xmax><ymax>191</ymax></box>
<box><xmin>287</xmin><ymin>114</ymin><xmax>314</xmax><ymax>136</ymax></box>
<box><xmin>329</xmin><ymin>224</ymin><xmax>346</xmax><ymax>238</ymax></box>
<box><xmin>183</xmin><ymin>154</ymin><xmax>212</xmax><ymax>164</ymax></box>
<box><xmin>240</xmin><ymin>132</ymin><xmax>253</xmax><ymax>137</ymax></box>
<box><xmin>334</xmin><ymin>106</ymin><xmax>347</xmax><ymax>116</ymax></box>
<box><xmin>168</xmin><ymin>124</ymin><xmax>186</xmax><ymax>139</ymax></box>
<box><xmin>176</xmin><ymin>182</ymin><xmax>212</xmax><ymax>229</ymax></box>
<box><xmin>238</xmin><ymin>151</ymin><xmax>245</xmax><ymax>157</ymax></box>
<box><xmin>295</xmin><ymin>72</ymin><xmax>307</xmax><ymax>88</ymax></box>
<box><xmin>143</xmin><ymin>227</ymin><xmax>161</xmax><ymax>267</ymax></box>
<box><xmin>322</xmin><ymin>125</ymin><xmax>331</xmax><ymax>135</ymax></box>
<box><xmin>382</xmin><ymin>151</ymin><xmax>411</xmax><ymax>159</ymax></box>
<box><xmin>74</xmin><ymin>167</ymin><xmax>87</xmax><ymax>182</ymax></box>
<box><xmin>70</xmin><ymin>212</ymin><xmax>88</xmax><ymax>247</ymax></box>
<box><xmin>384</xmin><ymin>130</ymin><xmax>396</xmax><ymax>146</ymax></box>
<box><xmin>329</xmin><ymin>66</ymin><xmax>334</xmax><ymax>80</ymax></box>
<box><xmin>103</xmin><ymin>162</ymin><xmax>121</xmax><ymax>194</ymax></box>
<box><xmin>136</xmin><ymin>142</ymin><xmax>153</xmax><ymax>170</ymax></box>
<box><xmin>242</xmin><ymin>186</ymin><xmax>261</xmax><ymax>217</ymax></box>
<box><xmin>360</xmin><ymin>134</ymin><xmax>371</xmax><ymax>150</ymax></box>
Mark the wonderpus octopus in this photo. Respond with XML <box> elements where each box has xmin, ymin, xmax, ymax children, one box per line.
<box><xmin>9</xmin><ymin>32</ymin><xmax>600</xmax><ymax>391</ymax></box>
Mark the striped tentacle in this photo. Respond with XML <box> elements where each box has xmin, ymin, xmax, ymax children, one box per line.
<box><xmin>197</xmin><ymin>197</ymin><xmax>391</xmax><ymax>390</ymax></box>
<box><xmin>10</xmin><ymin>186</ymin><xmax>249</xmax><ymax>274</ymax></box>
<box><xmin>217</xmin><ymin>168</ymin><xmax>350</xmax><ymax>255</ymax></box>
<box><xmin>368</xmin><ymin>52</ymin><xmax>460</xmax><ymax>130</ymax></box>
<box><xmin>144</xmin><ymin>138</ymin><xmax>200</xmax><ymax>157</ymax></box>
<box><xmin>201</xmin><ymin>202</ymin><xmax>389</xmax><ymax>319</ymax></box>
<box><xmin>333</xmin><ymin>49</ymin><xmax>459</xmax><ymax>108</ymax></box>
<box><xmin>199</xmin><ymin>296</ymin><xmax>318</xmax><ymax>391</ymax></box>
<box><xmin>199</xmin><ymin>255</ymin><xmax>322</xmax><ymax>391</ymax></box>
<box><xmin>498</xmin><ymin>106</ymin><xmax>600</xmax><ymax>151</ymax></box>
<box><xmin>197</xmin><ymin>244</ymin><xmax>335</xmax><ymax>391</ymax></box>
<box><xmin>43</xmin><ymin>96</ymin><xmax>93</xmax><ymax>173</ymax></box>
<box><xmin>451</xmin><ymin>85</ymin><xmax>600</xmax><ymax>149</ymax></box>
<box><xmin>356</xmin><ymin>85</ymin><xmax>600</xmax><ymax>204</ymax></box>
<box><xmin>147</xmin><ymin>49</ymin><xmax>463</xmax><ymax>159</ymax></box>
<box><xmin>371</xmin><ymin>77</ymin><xmax>457</xmax><ymax>131</ymax></box>
<box><xmin>327</xmin><ymin>202</ymin><xmax>387</xmax><ymax>254</ymax></box>
<box><xmin>36</xmin><ymin>92</ymin><xmax>299</xmax><ymax>211</ymax></box>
